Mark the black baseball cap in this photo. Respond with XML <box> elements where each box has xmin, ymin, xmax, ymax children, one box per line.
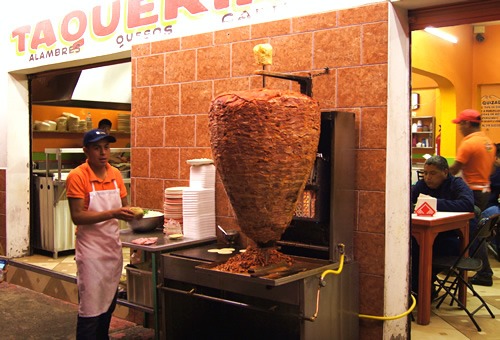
<box><xmin>83</xmin><ymin>129</ymin><xmax>116</xmax><ymax>146</ymax></box>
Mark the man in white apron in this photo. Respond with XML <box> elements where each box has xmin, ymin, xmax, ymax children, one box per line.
<box><xmin>66</xmin><ymin>129</ymin><xmax>136</xmax><ymax>339</ymax></box>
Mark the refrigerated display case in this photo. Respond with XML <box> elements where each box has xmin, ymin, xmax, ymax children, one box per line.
<box><xmin>34</xmin><ymin>148</ymin><xmax>130</xmax><ymax>258</ymax></box>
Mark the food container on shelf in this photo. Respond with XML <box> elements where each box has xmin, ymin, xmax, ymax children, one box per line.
<box><xmin>67</xmin><ymin>116</ymin><xmax>79</xmax><ymax>132</ymax></box>
<box><xmin>44</xmin><ymin>120</ymin><xmax>57</xmax><ymax>131</ymax></box>
<box><xmin>78</xmin><ymin>120</ymin><xmax>87</xmax><ymax>132</ymax></box>
<box><xmin>56</xmin><ymin>116</ymin><xmax>68</xmax><ymax>131</ymax></box>
<box><xmin>37</xmin><ymin>122</ymin><xmax>51</xmax><ymax>131</ymax></box>
<box><xmin>33</xmin><ymin>120</ymin><xmax>42</xmax><ymax>130</ymax></box>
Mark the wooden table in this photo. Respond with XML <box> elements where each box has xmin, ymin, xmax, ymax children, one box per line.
<box><xmin>411</xmin><ymin>211</ymin><xmax>474</xmax><ymax>325</ymax></box>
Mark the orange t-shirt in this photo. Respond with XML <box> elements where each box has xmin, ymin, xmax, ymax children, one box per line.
<box><xmin>455</xmin><ymin>131</ymin><xmax>496</xmax><ymax>189</ymax></box>
<box><xmin>66</xmin><ymin>160</ymin><xmax>128</xmax><ymax>211</ymax></box>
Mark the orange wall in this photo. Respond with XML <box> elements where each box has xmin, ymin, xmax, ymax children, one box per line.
<box><xmin>32</xmin><ymin>105</ymin><xmax>130</xmax><ymax>152</ymax></box>
<box><xmin>473</xmin><ymin>25</ymin><xmax>500</xmax><ymax>143</ymax></box>
<box><xmin>473</xmin><ymin>25</ymin><xmax>500</xmax><ymax>93</ymax></box>
<box><xmin>32</xmin><ymin>105</ymin><xmax>130</xmax><ymax>130</ymax></box>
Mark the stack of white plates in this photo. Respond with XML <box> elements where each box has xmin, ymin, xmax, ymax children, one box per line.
<box><xmin>182</xmin><ymin>188</ymin><xmax>215</xmax><ymax>239</ymax></box>
<box><xmin>188</xmin><ymin>160</ymin><xmax>216</xmax><ymax>189</ymax></box>
<box><xmin>117</xmin><ymin>114</ymin><xmax>131</xmax><ymax>132</ymax></box>
<box><xmin>164</xmin><ymin>186</ymin><xmax>188</xmax><ymax>226</ymax></box>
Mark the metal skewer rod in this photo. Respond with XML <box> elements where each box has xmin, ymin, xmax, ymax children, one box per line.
<box><xmin>262</xmin><ymin>65</ymin><xmax>267</xmax><ymax>87</ymax></box>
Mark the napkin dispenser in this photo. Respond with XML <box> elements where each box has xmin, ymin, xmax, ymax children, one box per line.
<box><xmin>415</xmin><ymin>194</ymin><xmax>437</xmax><ymax>216</ymax></box>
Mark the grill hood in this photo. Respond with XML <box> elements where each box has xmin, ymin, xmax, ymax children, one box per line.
<box><xmin>31</xmin><ymin>62</ymin><xmax>131</xmax><ymax>111</ymax></box>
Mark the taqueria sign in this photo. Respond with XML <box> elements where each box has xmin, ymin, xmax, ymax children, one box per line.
<box><xmin>8</xmin><ymin>0</ymin><xmax>374</xmax><ymax>70</ymax></box>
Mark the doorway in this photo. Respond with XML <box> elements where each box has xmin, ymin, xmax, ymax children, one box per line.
<box><xmin>28</xmin><ymin>60</ymin><xmax>132</xmax><ymax>263</ymax></box>
<box><xmin>408</xmin><ymin>1</ymin><xmax>500</xmax><ymax>337</ymax></box>
<box><xmin>410</xmin><ymin>21</ymin><xmax>500</xmax><ymax>177</ymax></box>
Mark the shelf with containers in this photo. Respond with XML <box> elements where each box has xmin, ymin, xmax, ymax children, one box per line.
<box><xmin>411</xmin><ymin>116</ymin><xmax>435</xmax><ymax>164</ymax></box>
<box><xmin>32</xmin><ymin>131</ymin><xmax>130</xmax><ymax>153</ymax></box>
<box><xmin>31</xmin><ymin>105</ymin><xmax>131</xmax><ymax>152</ymax></box>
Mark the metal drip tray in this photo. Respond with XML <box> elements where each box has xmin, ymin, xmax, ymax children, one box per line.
<box><xmin>196</xmin><ymin>256</ymin><xmax>336</xmax><ymax>286</ymax></box>
<box><xmin>164</xmin><ymin>243</ymin><xmax>338</xmax><ymax>287</ymax></box>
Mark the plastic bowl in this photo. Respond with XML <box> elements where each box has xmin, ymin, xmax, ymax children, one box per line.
<box><xmin>128</xmin><ymin>210</ymin><xmax>164</xmax><ymax>232</ymax></box>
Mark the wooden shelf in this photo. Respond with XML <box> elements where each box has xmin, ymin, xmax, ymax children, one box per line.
<box><xmin>412</xmin><ymin>116</ymin><xmax>435</xmax><ymax>150</ymax></box>
<box><xmin>33</xmin><ymin>130</ymin><xmax>130</xmax><ymax>135</ymax></box>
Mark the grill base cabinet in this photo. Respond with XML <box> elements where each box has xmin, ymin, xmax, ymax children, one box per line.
<box><xmin>161</xmin><ymin>255</ymin><xmax>358</xmax><ymax>340</ymax></box>
<box><xmin>126</xmin><ymin>262</ymin><xmax>153</xmax><ymax>308</ymax></box>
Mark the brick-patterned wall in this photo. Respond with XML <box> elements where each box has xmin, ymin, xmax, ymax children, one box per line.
<box><xmin>0</xmin><ymin>169</ymin><xmax>6</xmax><ymax>256</ymax></box>
<box><xmin>131</xmin><ymin>3</ymin><xmax>388</xmax><ymax>338</ymax></box>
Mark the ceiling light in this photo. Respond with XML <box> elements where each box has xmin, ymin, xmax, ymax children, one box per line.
<box><xmin>424</xmin><ymin>27</ymin><xmax>458</xmax><ymax>44</ymax></box>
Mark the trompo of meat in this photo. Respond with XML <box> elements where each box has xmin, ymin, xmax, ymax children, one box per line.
<box><xmin>208</xmin><ymin>89</ymin><xmax>320</xmax><ymax>246</ymax></box>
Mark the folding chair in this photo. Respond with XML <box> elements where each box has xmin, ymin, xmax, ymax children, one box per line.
<box><xmin>416</xmin><ymin>170</ymin><xmax>424</xmax><ymax>181</ymax></box>
<box><xmin>487</xmin><ymin>226</ymin><xmax>500</xmax><ymax>262</ymax></box>
<box><xmin>432</xmin><ymin>214</ymin><xmax>500</xmax><ymax>332</ymax></box>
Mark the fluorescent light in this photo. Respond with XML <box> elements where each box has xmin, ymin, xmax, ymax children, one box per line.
<box><xmin>424</xmin><ymin>27</ymin><xmax>458</xmax><ymax>44</ymax></box>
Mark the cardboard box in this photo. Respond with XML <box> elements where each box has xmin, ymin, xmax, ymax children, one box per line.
<box><xmin>415</xmin><ymin>194</ymin><xmax>437</xmax><ymax>216</ymax></box>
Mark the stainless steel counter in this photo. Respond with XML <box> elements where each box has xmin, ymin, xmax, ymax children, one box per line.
<box><xmin>119</xmin><ymin>229</ymin><xmax>215</xmax><ymax>252</ymax></box>
<box><xmin>119</xmin><ymin>228</ymin><xmax>216</xmax><ymax>340</ymax></box>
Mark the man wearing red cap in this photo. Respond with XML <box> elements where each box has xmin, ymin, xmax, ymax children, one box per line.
<box><xmin>450</xmin><ymin>109</ymin><xmax>496</xmax><ymax>211</ymax></box>
<box><xmin>450</xmin><ymin>109</ymin><xmax>496</xmax><ymax>286</ymax></box>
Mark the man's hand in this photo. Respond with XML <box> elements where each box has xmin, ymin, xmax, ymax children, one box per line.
<box><xmin>114</xmin><ymin>207</ymin><xmax>136</xmax><ymax>221</ymax></box>
<box><xmin>449</xmin><ymin>160</ymin><xmax>464</xmax><ymax>176</ymax></box>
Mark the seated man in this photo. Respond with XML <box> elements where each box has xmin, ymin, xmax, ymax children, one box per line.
<box><xmin>411</xmin><ymin>155</ymin><xmax>476</xmax><ymax>295</ymax></box>
<box><xmin>487</xmin><ymin>143</ymin><xmax>500</xmax><ymax>209</ymax></box>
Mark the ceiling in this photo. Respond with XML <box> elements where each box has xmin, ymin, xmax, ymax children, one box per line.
<box><xmin>391</xmin><ymin>0</ymin><xmax>469</xmax><ymax>10</ymax></box>
<box><xmin>30</xmin><ymin>60</ymin><xmax>131</xmax><ymax>111</ymax></box>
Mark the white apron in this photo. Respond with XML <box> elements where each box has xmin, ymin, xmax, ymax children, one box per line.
<box><xmin>75</xmin><ymin>180</ymin><xmax>123</xmax><ymax>317</ymax></box>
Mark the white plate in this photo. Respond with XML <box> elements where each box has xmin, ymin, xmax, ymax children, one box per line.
<box><xmin>187</xmin><ymin>158</ymin><xmax>214</xmax><ymax>166</ymax></box>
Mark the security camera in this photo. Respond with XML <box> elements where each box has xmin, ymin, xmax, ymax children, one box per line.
<box><xmin>476</xmin><ymin>33</ymin><xmax>485</xmax><ymax>42</ymax></box>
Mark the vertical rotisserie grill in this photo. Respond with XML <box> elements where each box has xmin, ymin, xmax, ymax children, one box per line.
<box><xmin>160</xmin><ymin>71</ymin><xmax>358</xmax><ymax>339</ymax></box>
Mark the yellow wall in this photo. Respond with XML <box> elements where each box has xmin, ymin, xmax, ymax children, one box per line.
<box><xmin>411</xmin><ymin>25</ymin><xmax>474</xmax><ymax>158</ymax></box>
<box><xmin>412</xmin><ymin>88</ymin><xmax>437</xmax><ymax>118</ymax></box>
